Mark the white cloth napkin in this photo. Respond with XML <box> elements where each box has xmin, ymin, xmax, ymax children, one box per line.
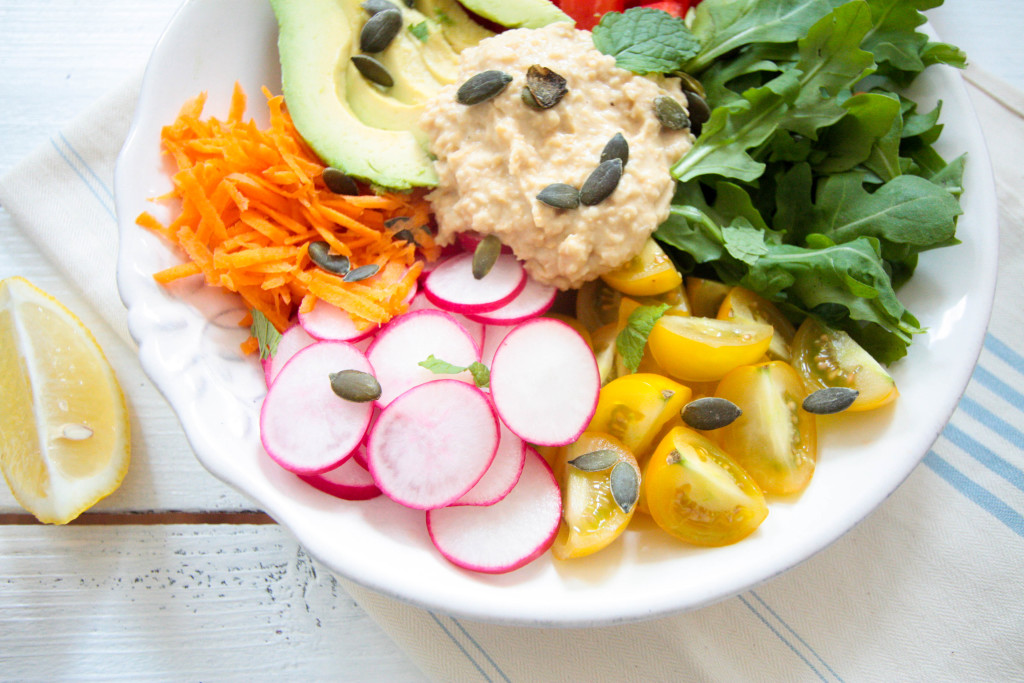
<box><xmin>2</xmin><ymin>66</ymin><xmax>1022</xmax><ymax>682</ymax></box>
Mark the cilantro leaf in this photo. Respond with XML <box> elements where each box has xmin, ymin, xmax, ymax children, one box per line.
<box><xmin>418</xmin><ymin>354</ymin><xmax>490</xmax><ymax>388</ymax></box>
<box><xmin>250</xmin><ymin>309</ymin><xmax>281</xmax><ymax>360</ymax></box>
<box><xmin>616</xmin><ymin>304</ymin><xmax>670</xmax><ymax>373</ymax></box>
<box><xmin>592</xmin><ymin>8</ymin><xmax>699</xmax><ymax>75</ymax></box>
<box><xmin>408</xmin><ymin>21</ymin><xmax>429</xmax><ymax>42</ymax></box>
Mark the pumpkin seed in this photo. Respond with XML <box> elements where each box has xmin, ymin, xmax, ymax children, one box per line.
<box><xmin>384</xmin><ymin>216</ymin><xmax>411</xmax><ymax>229</ymax></box>
<box><xmin>308</xmin><ymin>240</ymin><xmax>351</xmax><ymax>276</ymax></box>
<box><xmin>329</xmin><ymin>369</ymin><xmax>382</xmax><ymax>403</ymax></box>
<box><xmin>802</xmin><ymin>386</ymin><xmax>859</xmax><ymax>415</ymax></box>
<box><xmin>654</xmin><ymin>95</ymin><xmax>690</xmax><ymax>130</ymax></box>
<box><xmin>322</xmin><ymin>167</ymin><xmax>359</xmax><ymax>195</ymax></box>
<box><xmin>600</xmin><ymin>132</ymin><xmax>629</xmax><ymax>167</ymax></box>
<box><xmin>579</xmin><ymin>158</ymin><xmax>623</xmax><ymax>206</ymax></box>
<box><xmin>521</xmin><ymin>87</ymin><xmax>543</xmax><ymax>110</ymax></box>
<box><xmin>393</xmin><ymin>228</ymin><xmax>417</xmax><ymax>245</ymax></box>
<box><xmin>472</xmin><ymin>234</ymin><xmax>502</xmax><ymax>280</ymax></box>
<box><xmin>537</xmin><ymin>183</ymin><xmax>580</xmax><ymax>209</ymax></box>
<box><xmin>361</xmin><ymin>0</ymin><xmax>398</xmax><ymax>14</ymax></box>
<box><xmin>676</xmin><ymin>71</ymin><xmax>706</xmax><ymax>99</ymax></box>
<box><xmin>525</xmin><ymin>65</ymin><xmax>568</xmax><ymax>109</ymax></box>
<box><xmin>344</xmin><ymin>264</ymin><xmax>380</xmax><ymax>282</ymax></box>
<box><xmin>568</xmin><ymin>449</ymin><xmax>618</xmax><ymax>472</ymax></box>
<box><xmin>684</xmin><ymin>90</ymin><xmax>711</xmax><ymax>126</ymax></box>
<box><xmin>681</xmin><ymin>397</ymin><xmax>742</xmax><ymax>430</ymax></box>
<box><xmin>456</xmin><ymin>70</ymin><xmax>512</xmax><ymax>105</ymax></box>
<box><xmin>610</xmin><ymin>461</ymin><xmax>639</xmax><ymax>514</ymax></box>
<box><xmin>361</xmin><ymin>8</ymin><xmax>403</xmax><ymax>53</ymax></box>
<box><xmin>352</xmin><ymin>54</ymin><xmax>394</xmax><ymax>87</ymax></box>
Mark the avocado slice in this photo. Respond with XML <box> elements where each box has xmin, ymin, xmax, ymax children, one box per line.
<box><xmin>454</xmin><ymin>0</ymin><xmax>572</xmax><ymax>30</ymax></box>
<box><xmin>272</xmin><ymin>0</ymin><xmax>458</xmax><ymax>189</ymax></box>
<box><xmin>271</xmin><ymin>0</ymin><xmax>568</xmax><ymax>190</ymax></box>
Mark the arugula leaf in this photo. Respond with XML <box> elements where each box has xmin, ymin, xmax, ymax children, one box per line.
<box><xmin>685</xmin><ymin>0</ymin><xmax>848</xmax><ymax>73</ymax></box>
<box><xmin>616</xmin><ymin>304</ymin><xmax>671</xmax><ymax>373</ymax></box>
<box><xmin>250</xmin><ymin>309</ymin><xmax>281</xmax><ymax>360</ymax></box>
<box><xmin>592</xmin><ymin>8</ymin><xmax>700</xmax><ymax>74</ymax></box>
<box><xmin>814</xmin><ymin>92</ymin><xmax>901</xmax><ymax>174</ymax></box>
<box><xmin>418</xmin><ymin>354</ymin><xmax>490</xmax><ymax>388</ymax></box>
<box><xmin>811</xmin><ymin>172</ymin><xmax>961</xmax><ymax>257</ymax></box>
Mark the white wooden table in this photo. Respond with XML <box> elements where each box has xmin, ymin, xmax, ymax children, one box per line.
<box><xmin>1</xmin><ymin>1</ymin><xmax>1021</xmax><ymax>678</ymax></box>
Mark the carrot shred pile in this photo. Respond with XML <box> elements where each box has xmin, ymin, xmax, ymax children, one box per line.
<box><xmin>137</xmin><ymin>83</ymin><xmax>439</xmax><ymax>353</ymax></box>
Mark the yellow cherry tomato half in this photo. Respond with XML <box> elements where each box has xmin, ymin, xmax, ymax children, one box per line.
<box><xmin>645</xmin><ymin>426</ymin><xmax>768</xmax><ymax>546</ymax></box>
<box><xmin>575</xmin><ymin>278</ymin><xmax>622</xmax><ymax>333</ymax></box>
<box><xmin>600</xmin><ymin>239</ymin><xmax>682</xmax><ymax>297</ymax></box>
<box><xmin>647</xmin><ymin>316</ymin><xmax>774</xmax><ymax>382</ymax></box>
<box><xmin>552</xmin><ymin>432</ymin><xmax>641</xmax><ymax>560</ymax></box>
<box><xmin>714</xmin><ymin>361</ymin><xmax>817</xmax><ymax>495</ymax></box>
<box><xmin>717</xmin><ymin>287</ymin><xmax>796</xmax><ymax>362</ymax></box>
<box><xmin>791</xmin><ymin>317</ymin><xmax>898</xmax><ymax>412</ymax></box>
<box><xmin>589</xmin><ymin>323</ymin><xmax>620</xmax><ymax>386</ymax></box>
<box><xmin>589</xmin><ymin>373</ymin><xmax>692</xmax><ymax>463</ymax></box>
<box><xmin>685</xmin><ymin>277</ymin><xmax>732</xmax><ymax>318</ymax></box>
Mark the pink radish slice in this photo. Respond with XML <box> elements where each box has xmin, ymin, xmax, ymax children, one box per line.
<box><xmin>266</xmin><ymin>325</ymin><xmax>316</xmax><ymax>386</ymax></box>
<box><xmin>466</xmin><ymin>276</ymin><xmax>557</xmax><ymax>325</ymax></box>
<box><xmin>426</xmin><ymin>448</ymin><xmax>561</xmax><ymax>574</ymax></box>
<box><xmin>424</xmin><ymin>253</ymin><xmax>526</xmax><ymax>314</ymax></box>
<box><xmin>299</xmin><ymin>448</ymin><xmax>381</xmax><ymax>501</ymax></box>
<box><xmin>480</xmin><ymin>324</ymin><xmax>514</xmax><ymax>367</ymax></box>
<box><xmin>456</xmin><ymin>231</ymin><xmax>514</xmax><ymax>255</ymax></box>
<box><xmin>489</xmin><ymin>318</ymin><xmax>600</xmax><ymax>446</ymax></box>
<box><xmin>367</xmin><ymin>380</ymin><xmax>499</xmax><ymax>510</ymax></box>
<box><xmin>299</xmin><ymin>298</ymin><xmax>379</xmax><ymax>343</ymax></box>
<box><xmin>260</xmin><ymin>341</ymin><xmax>375</xmax><ymax>474</ymax></box>
<box><xmin>366</xmin><ymin>309</ymin><xmax>480</xmax><ymax>406</ymax></box>
<box><xmin>407</xmin><ymin>291</ymin><xmax>485</xmax><ymax>348</ymax></box>
<box><xmin>452</xmin><ymin>412</ymin><xmax>526</xmax><ymax>506</ymax></box>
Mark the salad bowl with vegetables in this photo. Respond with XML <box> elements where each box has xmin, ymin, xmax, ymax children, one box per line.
<box><xmin>115</xmin><ymin>0</ymin><xmax>997</xmax><ymax>625</ymax></box>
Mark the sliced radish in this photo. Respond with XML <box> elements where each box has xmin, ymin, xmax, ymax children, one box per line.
<box><xmin>299</xmin><ymin>447</ymin><xmax>381</xmax><ymax>501</ymax></box>
<box><xmin>426</xmin><ymin>448</ymin><xmax>561</xmax><ymax>574</ymax></box>
<box><xmin>480</xmin><ymin>324</ymin><xmax>514</xmax><ymax>367</ymax></box>
<box><xmin>489</xmin><ymin>318</ymin><xmax>600</xmax><ymax>446</ymax></box>
<box><xmin>456</xmin><ymin>231</ymin><xmax>513</xmax><ymax>255</ymax></box>
<box><xmin>466</xmin><ymin>276</ymin><xmax>557</xmax><ymax>326</ymax></box>
<box><xmin>366</xmin><ymin>309</ymin><xmax>480</xmax><ymax>406</ymax></box>
<box><xmin>260</xmin><ymin>341</ymin><xmax>375</xmax><ymax>474</ymax></box>
<box><xmin>367</xmin><ymin>380</ymin><xmax>499</xmax><ymax>509</ymax></box>
<box><xmin>424</xmin><ymin>253</ymin><xmax>526</xmax><ymax>314</ymax></box>
<box><xmin>452</xmin><ymin>412</ymin><xmax>526</xmax><ymax>506</ymax></box>
<box><xmin>266</xmin><ymin>325</ymin><xmax>316</xmax><ymax>386</ymax></box>
<box><xmin>407</xmin><ymin>291</ymin><xmax>485</xmax><ymax>348</ymax></box>
<box><xmin>299</xmin><ymin>298</ymin><xmax>379</xmax><ymax>343</ymax></box>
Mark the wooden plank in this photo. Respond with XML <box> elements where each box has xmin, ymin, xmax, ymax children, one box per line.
<box><xmin>0</xmin><ymin>524</ymin><xmax>426</xmax><ymax>681</ymax></box>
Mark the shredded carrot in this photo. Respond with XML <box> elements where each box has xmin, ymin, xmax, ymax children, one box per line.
<box><xmin>140</xmin><ymin>83</ymin><xmax>437</xmax><ymax>352</ymax></box>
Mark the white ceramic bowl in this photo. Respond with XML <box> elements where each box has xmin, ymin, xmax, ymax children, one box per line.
<box><xmin>115</xmin><ymin>0</ymin><xmax>998</xmax><ymax>626</ymax></box>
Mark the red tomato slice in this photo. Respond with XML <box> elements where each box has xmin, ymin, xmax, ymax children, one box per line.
<box><xmin>560</xmin><ymin>0</ymin><xmax>625</xmax><ymax>30</ymax></box>
<box><xmin>639</xmin><ymin>1</ymin><xmax>691</xmax><ymax>18</ymax></box>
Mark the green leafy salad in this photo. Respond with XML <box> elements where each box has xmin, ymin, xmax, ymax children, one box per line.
<box><xmin>593</xmin><ymin>0</ymin><xmax>967</xmax><ymax>364</ymax></box>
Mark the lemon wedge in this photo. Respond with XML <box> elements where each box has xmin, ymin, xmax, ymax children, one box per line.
<box><xmin>0</xmin><ymin>277</ymin><xmax>130</xmax><ymax>523</ymax></box>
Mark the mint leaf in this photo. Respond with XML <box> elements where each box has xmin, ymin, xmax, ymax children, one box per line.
<box><xmin>408</xmin><ymin>21</ymin><xmax>429</xmax><ymax>42</ymax></box>
<box><xmin>250</xmin><ymin>309</ymin><xmax>281</xmax><ymax>360</ymax></box>
<box><xmin>592</xmin><ymin>8</ymin><xmax>699</xmax><ymax>75</ymax></box>
<box><xmin>616</xmin><ymin>304</ymin><xmax>670</xmax><ymax>373</ymax></box>
<box><xmin>418</xmin><ymin>354</ymin><xmax>490</xmax><ymax>388</ymax></box>
<box><xmin>723</xmin><ymin>219</ymin><xmax>769</xmax><ymax>265</ymax></box>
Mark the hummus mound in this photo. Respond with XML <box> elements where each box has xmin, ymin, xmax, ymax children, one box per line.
<box><xmin>420</xmin><ymin>22</ymin><xmax>693</xmax><ymax>290</ymax></box>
